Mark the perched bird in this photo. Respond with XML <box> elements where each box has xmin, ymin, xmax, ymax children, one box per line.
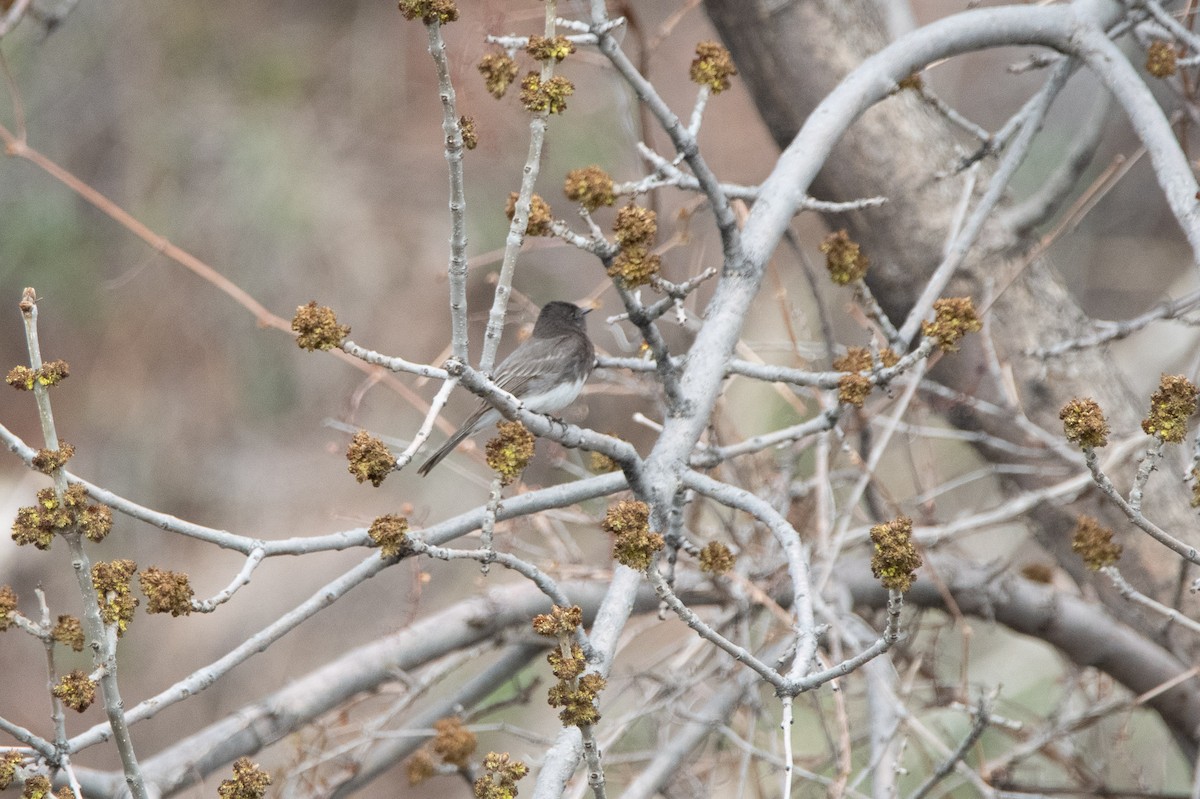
<box><xmin>417</xmin><ymin>301</ymin><xmax>595</xmax><ymax>477</ymax></box>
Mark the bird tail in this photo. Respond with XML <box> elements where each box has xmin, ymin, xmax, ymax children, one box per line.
<box><xmin>417</xmin><ymin>416</ymin><xmax>482</xmax><ymax>477</ymax></box>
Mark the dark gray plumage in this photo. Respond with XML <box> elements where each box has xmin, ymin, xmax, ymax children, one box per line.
<box><xmin>417</xmin><ymin>301</ymin><xmax>594</xmax><ymax>477</ymax></box>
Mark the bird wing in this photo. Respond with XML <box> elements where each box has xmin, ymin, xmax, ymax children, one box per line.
<box><xmin>492</xmin><ymin>333</ymin><xmax>582</xmax><ymax>396</ymax></box>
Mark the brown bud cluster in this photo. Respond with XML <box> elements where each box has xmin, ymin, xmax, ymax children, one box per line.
<box><xmin>486</xmin><ymin>421</ymin><xmax>536</xmax><ymax>486</ymax></box>
<box><xmin>398</xmin><ymin>0</ymin><xmax>458</xmax><ymax>24</ymax></box>
<box><xmin>505</xmin><ymin>192</ymin><xmax>554</xmax><ymax>237</ymax></box>
<box><xmin>12</xmin><ymin>484</ymin><xmax>112</xmax><ymax>550</ymax></box>
<box><xmin>1147</xmin><ymin>40</ymin><xmax>1177</xmax><ymax>78</ymax></box>
<box><xmin>698</xmin><ymin>541</ymin><xmax>735</xmax><ymax>575</ymax></box>
<box><xmin>218</xmin><ymin>757</ymin><xmax>272</xmax><ymax>799</ymax></box>
<box><xmin>459</xmin><ymin>116</ymin><xmax>477</xmax><ymax>150</ymax></box>
<box><xmin>368</xmin><ymin>514</ymin><xmax>410</xmax><ymax>559</ymax></box>
<box><xmin>921</xmin><ymin>297</ymin><xmax>982</xmax><ymax>352</ymax></box>
<box><xmin>431</xmin><ymin>716</ymin><xmax>477</xmax><ymax>768</ymax></box>
<box><xmin>31</xmin><ymin>443</ymin><xmax>75</xmax><ymax>474</ymax></box>
<box><xmin>6</xmin><ymin>359</ymin><xmax>69</xmax><ymax>390</ymax></box>
<box><xmin>532</xmin><ymin>604</ymin><xmax>583</xmax><ymax>637</ymax></box>
<box><xmin>346</xmin><ymin>430</ymin><xmax>397</xmax><ymax>487</ymax></box>
<box><xmin>869</xmin><ymin>516</ymin><xmax>922</xmax><ymax>592</ymax></box>
<box><xmin>1071</xmin><ymin>515</ymin><xmax>1121</xmax><ymax>570</ymax></box>
<box><xmin>602</xmin><ymin>499</ymin><xmax>663</xmax><ymax>571</ymax></box>
<box><xmin>474</xmin><ymin>752</ymin><xmax>529</xmax><ymax>799</ymax></box>
<box><xmin>526</xmin><ymin>34</ymin><xmax>574</xmax><ymax>63</ymax></box>
<box><xmin>139</xmin><ymin>567</ymin><xmax>195</xmax><ymax>616</ymax></box>
<box><xmin>519</xmin><ymin>73</ymin><xmax>574</xmax><ymax>114</ymax></box>
<box><xmin>564</xmin><ymin>166</ymin><xmax>615</xmax><ymax>212</ymax></box>
<box><xmin>0</xmin><ymin>586</ymin><xmax>17</xmax><ymax>632</ymax></box>
<box><xmin>1141</xmin><ymin>373</ymin><xmax>1198</xmax><ymax>443</ymax></box>
<box><xmin>478</xmin><ymin>52</ymin><xmax>518</xmax><ymax>99</ymax></box>
<box><xmin>92</xmin><ymin>559</ymin><xmax>139</xmax><ymax>635</ymax></box>
<box><xmin>1060</xmin><ymin>397</ymin><xmax>1109</xmax><ymax>449</ymax></box>
<box><xmin>547</xmin><ymin>671</ymin><xmax>606</xmax><ymax>727</ymax></box>
<box><xmin>0</xmin><ymin>751</ymin><xmax>22</xmax><ymax>789</ymax></box>
<box><xmin>589</xmin><ymin>450</ymin><xmax>620</xmax><ymax>474</ymax></box>
<box><xmin>689</xmin><ymin>41</ymin><xmax>737</xmax><ymax>93</ymax></box>
<box><xmin>832</xmin><ymin>347</ymin><xmax>878</xmax><ymax>407</ymax></box>
<box><xmin>291</xmin><ymin>301</ymin><xmax>350</xmax><ymax>351</ymax></box>
<box><xmin>51</xmin><ymin>615</ymin><xmax>84</xmax><ymax>651</ymax></box>
<box><xmin>609</xmin><ymin>205</ymin><xmax>661</xmax><ymax>288</ymax></box>
<box><xmin>820</xmin><ymin>230</ymin><xmax>869</xmax><ymax>285</ymax></box>
<box><xmin>532</xmin><ymin>603</ymin><xmax>602</xmax><ymax>727</ymax></box>
<box><xmin>52</xmin><ymin>670</ymin><xmax>96</xmax><ymax>713</ymax></box>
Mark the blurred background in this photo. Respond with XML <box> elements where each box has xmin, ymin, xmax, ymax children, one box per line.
<box><xmin>0</xmin><ymin>0</ymin><xmax>1195</xmax><ymax>795</ymax></box>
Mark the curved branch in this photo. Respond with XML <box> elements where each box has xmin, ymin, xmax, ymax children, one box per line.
<box><xmin>845</xmin><ymin>556</ymin><xmax>1200</xmax><ymax>758</ymax></box>
<box><xmin>71</xmin><ymin>579</ymin><xmax>676</xmax><ymax>797</ymax></box>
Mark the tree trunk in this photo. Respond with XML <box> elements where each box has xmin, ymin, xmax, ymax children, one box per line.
<box><xmin>704</xmin><ymin>0</ymin><xmax>1200</xmax><ymax>739</ymax></box>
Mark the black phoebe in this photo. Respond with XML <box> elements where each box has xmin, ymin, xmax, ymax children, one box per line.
<box><xmin>417</xmin><ymin>301</ymin><xmax>595</xmax><ymax>476</ymax></box>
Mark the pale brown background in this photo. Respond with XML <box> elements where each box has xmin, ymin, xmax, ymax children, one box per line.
<box><xmin>0</xmin><ymin>1</ymin><xmax>1192</xmax><ymax>795</ymax></box>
